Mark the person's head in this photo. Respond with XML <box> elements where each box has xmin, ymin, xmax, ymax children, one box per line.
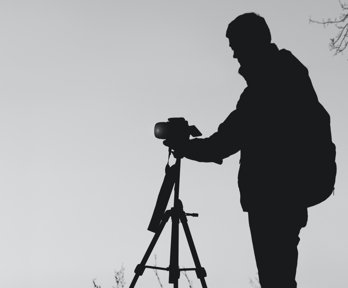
<box><xmin>226</xmin><ymin>13</ymin><xmax>272</xmax><ymax>67</ymax></box>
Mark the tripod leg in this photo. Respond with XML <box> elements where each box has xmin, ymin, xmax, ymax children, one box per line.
<box><xmin>180</xmin><ymin>213</ymin><xmax>208</xmax><ymax>288</ymax></box>
<box><xmin>129</xmin><ymin>211</ymin><xmax>171</xmax><ymax>288</ymax></box>
<box><xmin>169</xmin><ymin>157</ymin><xmax>181</xmax><ymax>288</ymax></box>
<box><xmin>169</xmin><ymin>206</ymin><xmax>180</xmax><ymax>287</ymax></box>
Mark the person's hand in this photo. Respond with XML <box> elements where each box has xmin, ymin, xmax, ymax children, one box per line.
<box><xmin>163</xmin><ymin>139</ymin><xmax>187</xmax><ymax>158</ymax></box>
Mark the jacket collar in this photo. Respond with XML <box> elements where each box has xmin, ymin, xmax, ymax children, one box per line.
<box><xmin>238</xmin><ymin>43</ymin><xmax>279</xmax><ymax>85</ymax></box>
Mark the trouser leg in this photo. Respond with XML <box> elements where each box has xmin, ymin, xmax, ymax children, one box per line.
<box><xmin>248</xmin><ymin>209</ymin><xmax>307</xmax><ymax>288</ymax></box>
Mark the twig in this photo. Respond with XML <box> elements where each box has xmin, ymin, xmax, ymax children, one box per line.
<box><xmin>309</xmin><ymin>1</ymin><xmax>348</xmax><ymax>55</ymax></box>
<box><xmin>183</xmin><ymin>270</ymin><xmax>194</xmax><ymax>288</ymax></box>
<box><xmin>114</xmin><ymin>266</ymin><xmax>126</xmax><ymax>288</ymax></box>
<box><xmin>93</xmin><ymin>279</ymin><xmax>102</xmax><ymax>288</ymax></box>
<box><xmin>153</xmin><ymin>255</ymin><xmax>165</xmax><ymax>288</ymax></box>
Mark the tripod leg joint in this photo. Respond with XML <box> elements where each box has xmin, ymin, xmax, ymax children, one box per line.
<box><xmin>134</xmin><ymin>264</ymin><xmax>145</xmax><ymax>276</ymax></box>
<box><xmin>196</xmin><ymin>267</ymin><xmax>207</xmax><ymax>279</ymax></box>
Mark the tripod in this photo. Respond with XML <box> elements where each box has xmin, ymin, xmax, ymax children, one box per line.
<box><xmin>129</xmin><ymin>156</ymin><xmax>208</xmax><ymax>288</ymax></box>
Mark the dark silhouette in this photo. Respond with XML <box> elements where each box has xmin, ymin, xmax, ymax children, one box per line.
<box><xmin>165</xmin><ymin>13</ymin><xmax>336</xmax><ymax>288</ymax></box>
<box><xmin>130</xmin><ymin>156</ymin><xmax>208</xmax><ymax>288</ymax></box>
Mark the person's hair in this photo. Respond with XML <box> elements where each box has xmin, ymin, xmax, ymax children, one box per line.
<box><xmin>226</xmin><ymin>13</ymin><xmax>271</xmax><ymax>47</ymax></box>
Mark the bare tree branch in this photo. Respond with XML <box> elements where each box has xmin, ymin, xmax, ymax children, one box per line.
<box><xmin>310</xmin><ymin>1</ymin><xmax>348</xmax><ymax>55</ymax></box>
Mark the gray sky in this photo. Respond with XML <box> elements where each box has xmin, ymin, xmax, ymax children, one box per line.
<box><xmin>0</xmin><ymin>1</ymin><xmax>347</xmax><ymax>287</ymax></box>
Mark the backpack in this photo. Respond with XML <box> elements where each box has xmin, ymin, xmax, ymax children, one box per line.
<box><xmin>301</xmin><ymin>102</ymin><xmax>337</xmax><ymax>207</ymax></box>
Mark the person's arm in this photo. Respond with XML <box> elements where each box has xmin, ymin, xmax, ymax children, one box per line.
<box><xmin>166</xmin><ymin>109</ymin><xmax>242</xmax><ymax>164</ymax></box>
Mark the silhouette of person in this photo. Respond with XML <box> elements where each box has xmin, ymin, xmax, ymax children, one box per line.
<box><xmin>164</xmin><ymin>12</ymin><xmax>335</xmax><ymax>288</ymax></box>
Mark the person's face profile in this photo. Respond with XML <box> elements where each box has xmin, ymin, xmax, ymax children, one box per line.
<box><xmin>228</xmin><ymin>38</ymin><xmax>252</xmax><ymax>67</ymax></box>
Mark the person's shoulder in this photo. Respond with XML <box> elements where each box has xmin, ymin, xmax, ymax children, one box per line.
<box><xmin>278</xmin><ymin>48</ymin><xmax>308</xmax><ymax>75</ymax></box>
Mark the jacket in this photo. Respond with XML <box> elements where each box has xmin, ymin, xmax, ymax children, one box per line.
<box><xmin>184</xmin><ymin>44</ymin><xmax>334</xmax><ymax>211</ymax></box>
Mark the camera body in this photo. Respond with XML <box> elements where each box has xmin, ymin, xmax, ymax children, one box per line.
<box><xmin>154</xmin><ymin>117</ymin><xmax>201</xmax><ymax>142</ymax></box>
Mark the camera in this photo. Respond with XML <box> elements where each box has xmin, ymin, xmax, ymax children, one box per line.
<box><xmin>154</xmin><ymin>117</ymin><xmax>202</xmax><ymax>142</ymax></box>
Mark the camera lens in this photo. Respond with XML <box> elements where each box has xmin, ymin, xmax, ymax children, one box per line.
<box><xmin>154</xmin><ymin>122</ymin><xmax>169</xmax><ymax>139</ymax></box>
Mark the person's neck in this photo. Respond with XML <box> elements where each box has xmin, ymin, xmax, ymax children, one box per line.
<box><xmin>239</xmin><ymin>43</ymin><xmax>278</xmax><ymax>84</ymax></box>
